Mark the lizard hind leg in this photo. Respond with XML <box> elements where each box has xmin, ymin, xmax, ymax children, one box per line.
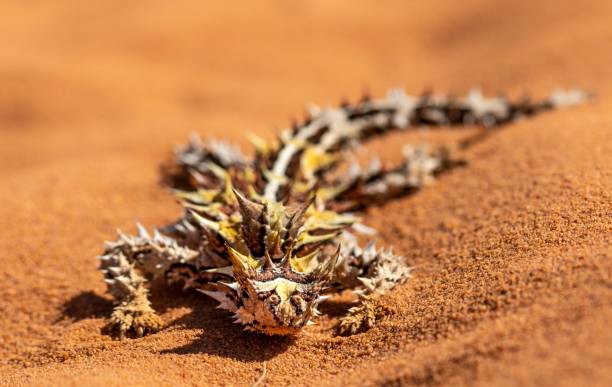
<box><xmin>325</xmin><ymin>144</ymin><xmax>460</xmax><ymax>213</ymax></box>
<box><xmin>333</xmin><ymin>241</ymin><xmax>412</xmax><ymax>336</ymax></box>
<box><xmin>98</xmin><ymin>225</ymin><xmax>199</xmax><ymax>338</ymax></box>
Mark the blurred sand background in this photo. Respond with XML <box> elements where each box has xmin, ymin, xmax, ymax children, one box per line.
<box><xmin>0</xmin><ymin>0</ymin><xmax>611</xmax><ymax>385</ymax></box>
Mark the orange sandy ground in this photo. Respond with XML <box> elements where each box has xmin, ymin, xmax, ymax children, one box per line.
<box><xmin>0</xmin><ymin>1</ymin><xmax>611</xmax><ymax>386</ymax></box>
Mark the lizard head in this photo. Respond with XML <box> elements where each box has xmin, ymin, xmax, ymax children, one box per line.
<box><xmin>226</xmin><ymin>242</ymin><xmax>339</xmax><ymax>334</ymax></box>
<box><xmin>187</xmin><ymin>186</ymin><xmax>353</xmax><ymax>334</ymax></box>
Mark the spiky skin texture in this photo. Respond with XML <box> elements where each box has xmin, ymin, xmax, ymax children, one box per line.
<box><xmin>98</xmin><ymin>88</ymin><xmax>587</xmax><ymax>338</ymax></box>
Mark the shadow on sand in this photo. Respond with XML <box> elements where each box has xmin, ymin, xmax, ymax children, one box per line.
<box><xmin>58</xmin><ymin>290</ymin><xmax>114</xmax><ymax>322</ymax></box>
<box><xmin>59</xmin><ymin>286</ymin><xmax>294</xmax><ymax>361</ymax></box>
<box><xmin>156</xmin><ymin>287</ymin><xmax>296</xmax><ymax>361</ymax></box>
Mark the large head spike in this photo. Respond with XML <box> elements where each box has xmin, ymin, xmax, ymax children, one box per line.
<box><xmin>310</xmin><ymin>245</ymin><xmax>341</xmax><ymax>281</ymax></box>
<box><xmin>263</xmin><ymin>250</ymin><xmax>274</xmax><ymax>269</ymax></box>
<box><xmin>280</xmin><ymin>253</ymin><xmax>291</xmax><ymax>270</ymax></box>
<box><xmin>226</xmin><ymin>243</ymin><xmax>261</xmax><ymax>278</ymax></box>
<box><xmin>285</xmin><ymin>195</ymin><xmax>315</xmax><ymax>248</ymax></box>
<box><xmin>233</xmin><ymin>188</ymin><xmax>267</xmax><ymax>256</ymax></box>
<box><xmin>289</xmin><ymin>248</ymin><xmax>320</xmax><ymax>273</ymax></box>
<box><xmin>233</xmin><ymin>188</ymin><xmax>262</xmax><ymax>217</ymax></box>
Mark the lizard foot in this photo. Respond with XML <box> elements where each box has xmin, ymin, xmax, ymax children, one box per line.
<box><xmin>335</xmin><ymin>296</ymin><xmax>378</xmax><ymax>336</ymax></box>
<box><xmin>108</xmin><ymin>303</ymin><xmax>163</xmax><ymax>339</ymax></box>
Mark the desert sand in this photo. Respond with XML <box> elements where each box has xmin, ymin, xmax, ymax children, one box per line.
<box><xmin>0</xmin><ymin>1</ymin><xmax>611</xmax><ymax>386</ymax></box>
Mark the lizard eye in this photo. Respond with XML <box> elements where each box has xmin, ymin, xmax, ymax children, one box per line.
<box><xmin>268</xmin><ymin>294</ymin><xmax>280</xmax><ymax>305</ymax></box>
<box><xmin>290</xmin><ymin>295</ymin><xmax>306</xmax><ymax>313</ymax></box>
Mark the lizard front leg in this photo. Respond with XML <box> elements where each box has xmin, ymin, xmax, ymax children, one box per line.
<box><xmin>98</xmin><ymin>225</ymin><xmax>199</xmax><ymax>338</ymax></box>
<box><xmin>170</xmin><ymin>134</ymin><xmax>250</xmax><ymax>190</ymax></box>
<box><xmin>332</xmin><ymin>237</ymin><xmax>412</xmax><ymax>336</ymax></box>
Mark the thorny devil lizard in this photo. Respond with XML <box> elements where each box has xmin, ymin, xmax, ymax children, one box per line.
<box><xmin>97</xmin><ymin>88</ymin><xmax>588</xmax><ymax>339</ymax></box>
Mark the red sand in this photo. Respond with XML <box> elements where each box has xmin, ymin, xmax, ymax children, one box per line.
<box><xmin>0</xmin><ymin>1</ymin><xmax>611</xmax><ymax>385</ymax></box>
